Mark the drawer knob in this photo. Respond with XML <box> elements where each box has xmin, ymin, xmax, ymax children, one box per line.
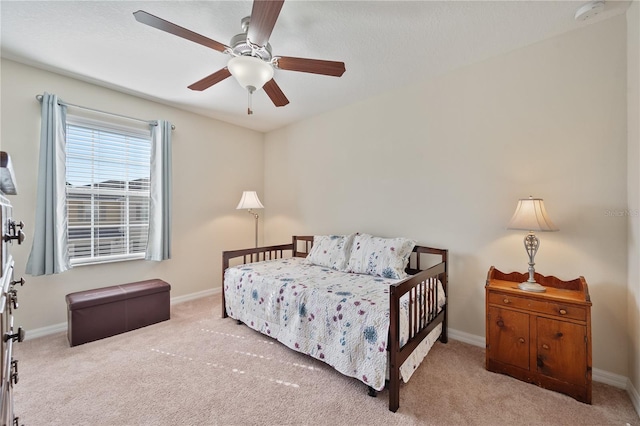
<box><xmin>542</xmin><ymin>344</ymin><xmax>550</xmax><ymax>350</ymax></box>
<box><xmin>518</xmin><ymin>338</ymin><xmax>525</xmax><ymax>344</ymax></box>
<box><xmin>559</xmin><ymin>309</ymin><xmax>567</xmax><ymax>315</ymax></box>
<box><xmin>503</xmin><ymin>298</ymin><xmax>510</xmax><ymax>304</ymax></box>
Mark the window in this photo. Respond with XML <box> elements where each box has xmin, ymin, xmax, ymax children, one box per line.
<box><xmin>66</xmin><ymin>116</ymin><xmax>151</xmax><ymax>265</ymax></box>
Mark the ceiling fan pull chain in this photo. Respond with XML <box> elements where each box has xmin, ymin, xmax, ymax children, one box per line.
<box><xmin>247</xmin><ymin>89</ymin><xmax>254</xmax><ymax>115</ymax></box>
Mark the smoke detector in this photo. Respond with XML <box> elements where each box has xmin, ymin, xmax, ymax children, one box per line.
<box><xmin>575</xmin><ymin>1</ymin><xmax>605</xmax><ymax>21</ymax></box>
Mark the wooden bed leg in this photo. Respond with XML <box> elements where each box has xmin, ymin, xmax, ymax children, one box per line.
<box><xmin>389</xmin><ymin>374</ymin><xmax>400</xmax><ymax>412</ymax></box>
<box><xmin>441</xmin><ymin>302</ymin><xmax>449</xmax><ymax>343</ymax></box>
<box><xmin>367</xmin><ymin>386</ymin><xmax>377</xmax><ymax>398</ymax></box>
<box><xmin>440</xmin><ymin>326</ymin><xmax>448</xmax><ymax>344</ymax></box>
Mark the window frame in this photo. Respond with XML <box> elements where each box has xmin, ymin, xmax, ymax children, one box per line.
<box><xmin>65</xmin><ymin>115</ymin><xmax>152</xmax><ymax>266</ymax></box>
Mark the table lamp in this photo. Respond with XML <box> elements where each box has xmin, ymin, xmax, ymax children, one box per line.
<box><xmin>507</xmin><ymin>196</ymin><xmax>558</xmax><ymax>292</ymax></box>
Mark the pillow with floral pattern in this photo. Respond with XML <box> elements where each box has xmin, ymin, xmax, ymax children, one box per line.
<box><xmin>345</xmin><ymin>234</ymin><xmax>416</xmax><ymax>279</ymax></box>
<box><xmin>306</xmin><ymin>234</ymin><xmax>356</xmax><ymax>271</ymax></box>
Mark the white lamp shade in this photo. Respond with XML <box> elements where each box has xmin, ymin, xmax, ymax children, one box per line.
<box><xmin>507</xmin><ymin>196</ymin><xmax>558</xmax><ymax>232</ymax></box>
<box><xmin>236</xmin><ymin>191</ymin><xmax>264</xmax><ymax>210</ymax></box>
<box><xmin>228</xmin><ymin>56</ymin><xmax>274</xmax><ymax>92</ymax></box>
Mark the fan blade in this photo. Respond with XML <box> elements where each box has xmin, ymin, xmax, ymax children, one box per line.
<box><xmin>246</xmin><ymin>0</ymin><xmax>284</xmax><ymax>47</ymax></box>
<box><xmin>276</xmin><ymin>56</ymin><xmax>346</xmax><ymax>77</ymax></box>
<box><xmin>133</xmin><ymin>10</ymin><xmax>229</xmax><ymax>53</ymax></box>
<box><xmin>188</xmin><ymin>68</ymin><xmax>232</xmax><ymax>91</ymax></box>
<box><xmin>263</xmin><ymin>79</ymin><xmax>289</xmax><ymax>107</ymax></box>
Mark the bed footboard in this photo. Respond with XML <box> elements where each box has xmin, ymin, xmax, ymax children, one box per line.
<box><xmin>388</xmin><ymin>247</ymin><xmax>448</xmax><ymax>412</ymax></box>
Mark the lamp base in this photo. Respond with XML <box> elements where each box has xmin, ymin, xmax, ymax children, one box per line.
<box><xmin>518</xmin><ymin>281</ymin><xmax>547</xmax><ymax>292</ymax></box>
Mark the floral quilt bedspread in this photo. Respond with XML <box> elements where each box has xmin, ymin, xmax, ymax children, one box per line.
<box><xmin>223</xmin><ymin>257</ymin><xmax>445</xmax><ymax>391</ymax></box>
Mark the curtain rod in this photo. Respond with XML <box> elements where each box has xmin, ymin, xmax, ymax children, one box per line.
<box><xmin>35</xmin><ymin>94</ymin><xmax>175</xmax><ymax>130</ymax></box>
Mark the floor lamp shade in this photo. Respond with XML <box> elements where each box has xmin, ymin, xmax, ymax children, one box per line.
<box><xmin>236</xmin><ymin>191</ymin><xmax>264</xmax><ymax>210</ymax></box>
<box><xmin>236</xmin><ymin>191</ymin><xmax>264</xmax><ymax>247</ymax></box>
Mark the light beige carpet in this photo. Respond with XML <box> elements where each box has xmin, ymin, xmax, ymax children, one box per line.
<box><xmin>14</xmin><ymin>294</ymin><xmax>639</xmax><ymax>425</ymax></box>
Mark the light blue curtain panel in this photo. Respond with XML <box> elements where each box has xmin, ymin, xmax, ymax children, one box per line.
<box><xmin>26</xmin><ymin>93</ymin><xmax>71</xmax><ymax>275</ymax></box>
<box><xmin>146</xmin><ymin>120</ymin><xmax>173</xmax><ymax>261</ymax></box>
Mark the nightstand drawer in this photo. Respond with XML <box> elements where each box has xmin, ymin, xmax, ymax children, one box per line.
<box><xmin>488</xmin><ymin>292</ymin><xmax>587</xmax><ymax>321</ymax></box>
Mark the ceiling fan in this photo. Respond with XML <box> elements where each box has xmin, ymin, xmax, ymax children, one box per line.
<box><xmin>133</xmin><ymin>1</ymin><xmax>346</xmax><ymax>114</ymax></box>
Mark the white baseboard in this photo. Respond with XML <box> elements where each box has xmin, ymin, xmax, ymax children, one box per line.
<box><xmin>627</xmin><ymin>378</ymin><xmax>640</xmax><ymax>418</ymax></box>
<box><xmin>448</xmin><ymin>327</ymin><xmax>486</xmax><ymax>348</ymax></box>
<box><xmin>25</xmin><ymin>322</ymin><xmax>67</xmax><ymax>340</ymax></box>
<box><xmin>25</xmin><ymin>287</ymin><xmax>222</xmax><ymax>341</ymax></box>
<box><xmin>592</xmin><ymin>367</ymin><xmax>628</xmax><ymax>389</ymax></box>
<box><xmin>170</xmin><ymin>287</ymin><xmax>220</xmax><ymax>305</ymax></box>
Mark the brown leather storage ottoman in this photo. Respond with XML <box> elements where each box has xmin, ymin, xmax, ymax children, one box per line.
<box><xmin>65</xmin><ymin>279</ymin><xmax>171</xmax><ymax>346</ymax></box>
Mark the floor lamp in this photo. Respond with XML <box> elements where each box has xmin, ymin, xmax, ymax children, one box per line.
<box><xmin>236</xmin><ymin>191</ymin><xmax>264</xmax><ymax>248</ymax></box>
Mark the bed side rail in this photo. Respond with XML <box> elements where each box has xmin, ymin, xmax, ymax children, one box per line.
<box><xmin>391</xmin><ymin>262</ymin><xmax>447</xmax><ymax>353</ymax></box>
<box><xmin>403</xmin><ymin>245</ymin><xmax>448</xmax><ymax>344</ymax></box>
<box><xmin>388</xmin><ymin>246</ymin><xmax>448</xmax><ymax>412</ymax></box>
<box><xmin>221</xmin><ymin>243</ymin><xmax>293</xmax><ymax>318</ymax></box>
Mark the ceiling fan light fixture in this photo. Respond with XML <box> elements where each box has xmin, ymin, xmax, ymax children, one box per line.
<box><xmin>228</xmin><ymin>55</ymin><xmax>274</xmax><ymax>92</ymax></box>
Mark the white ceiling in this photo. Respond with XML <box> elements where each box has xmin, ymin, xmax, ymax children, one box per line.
<box><xmin>0</xmin><ymin>1</ymin><xmax>631</xmax><ymax>133</ymax></box>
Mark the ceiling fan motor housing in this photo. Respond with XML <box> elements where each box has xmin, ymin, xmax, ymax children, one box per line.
<box><xmin>230</xmin><ymin>16</ymin><xmax>273</xmax><ymax>61</ymax></box>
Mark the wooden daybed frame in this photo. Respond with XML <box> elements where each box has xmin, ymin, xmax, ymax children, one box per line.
<box><xmin>222</xmin><ymin>235</ymin><xmax>448</xmax><ymax>412</ymax></box>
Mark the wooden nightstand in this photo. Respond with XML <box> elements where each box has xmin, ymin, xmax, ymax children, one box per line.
<box><xmin>485</xmin><ymin>266</ymin><xmax>592</xmax><ymax>403</ymax></box>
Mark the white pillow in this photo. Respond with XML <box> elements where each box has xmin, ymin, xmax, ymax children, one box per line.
<box><xmin>306</xmin><ymin>234</ymin><xmax>356</xmax><ymax>271</ymax></box>
<box><xmin>345</xmin><ymin>234</ymin><xmax>416</xmax><ymax>279</ymax></box>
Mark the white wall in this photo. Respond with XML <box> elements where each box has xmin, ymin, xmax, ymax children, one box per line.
<box><xmin>627</xmin><ymin>0</ymin><xmax>640</xmax><ymax>408</ymax></box>
<box><xmin>264</xmin><ymin>16</ymin><xmax>628</xmax><ymax>376</ymax></box>
<box><xmin>0</xmin><ymin>59</ymin><xmax>265</xmax><ymax>332</ymax></box>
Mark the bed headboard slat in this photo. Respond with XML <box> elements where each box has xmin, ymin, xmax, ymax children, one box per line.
<box><xmin>293</xmin><ymin>235</ymin><xmax>314</xmax><ymax>257</ymax></box>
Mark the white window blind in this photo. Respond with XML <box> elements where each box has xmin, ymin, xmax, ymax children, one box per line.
<box><xmin>65</xmin><ymin>116</ymin><xmax>151</xmax><ymax>265</ymax></box>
